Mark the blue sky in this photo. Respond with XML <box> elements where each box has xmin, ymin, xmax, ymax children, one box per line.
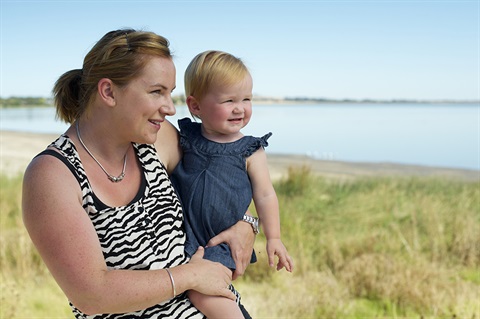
<box><xmin>1</xmin><ymin>0</ymin><xmax>479</xmax><ymax>100</ymax></box>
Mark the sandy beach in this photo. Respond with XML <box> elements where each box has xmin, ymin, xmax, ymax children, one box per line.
<box><xmin>1</xmin><ymin>130</ymin><xmax>478</xmax><ymax>182</ymax></box>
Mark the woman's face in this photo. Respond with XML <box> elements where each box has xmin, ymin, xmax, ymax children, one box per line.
<box><xmin>115</xmin><ymin>56</ymin><xmax>177</xmax><ymax>145</ymax></box>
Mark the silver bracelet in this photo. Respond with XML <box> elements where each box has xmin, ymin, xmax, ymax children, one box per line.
<box><xmin>165</xmin><ymin>268</ymin><xmax>176</xmax><ymax>298</ymax></box>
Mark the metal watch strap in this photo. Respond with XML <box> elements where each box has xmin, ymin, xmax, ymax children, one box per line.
<box><xmin>242</xmin><ymin>214</ymin><xmax>259</xmax><ymax>234</ymax></box>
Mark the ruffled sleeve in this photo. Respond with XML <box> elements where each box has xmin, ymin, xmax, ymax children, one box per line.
<box><xmin>177</xmin><ymin>117</ymin><xmax>201</xmax><ymax>150</ymax></box>
<box><xmin>242</xmin><ymin>132</ymin><xmax>272</xmax><ymax>157</ymax></box>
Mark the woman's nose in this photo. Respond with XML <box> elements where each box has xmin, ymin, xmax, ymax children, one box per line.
<box><xmin>161</xmin><ymin>98</ymin><xmax>176</xmax><ymax>116</ymax></box>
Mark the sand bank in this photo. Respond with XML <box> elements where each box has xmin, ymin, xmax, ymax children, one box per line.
<box><xmin>1</xmin><ymin>130</ymin><xmax>478</xmax><ymax>182</ymax></box>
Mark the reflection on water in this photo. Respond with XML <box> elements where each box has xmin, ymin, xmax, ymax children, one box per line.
<box><xmin>1</xmin><ymin>107</ymin><xmax>69</xmax><ymax>133</ymax></box>
<box><xmin>1</xmin><ymin>104</ymin><xmax>478</xmax><ymax>170</ymax></box>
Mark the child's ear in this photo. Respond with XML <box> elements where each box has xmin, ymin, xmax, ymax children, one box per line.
<box><xmin>186</xmin><ymin>96</ymin><xmax>201</xmax><ymax>117</ymax></box>
<box><xmin>97</xmin><ymin>78</ymin><xmax>116</xmax><ymax>107</ymax></box>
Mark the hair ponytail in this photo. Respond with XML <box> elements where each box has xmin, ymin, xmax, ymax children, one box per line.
<box><xmin>53</xmin><ymin>69</ymin><xmax>84</xmax><ymax>124</ymax></box>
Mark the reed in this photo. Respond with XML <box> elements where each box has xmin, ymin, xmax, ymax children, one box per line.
<box><xmin>237</xmin><ymin>166</ymin><xmax>479</xmax><ymax>318</ymax></box>
<box><xmin>1</xmin><ymin>168</ymin><xmax>479</xmax><ymax>318</ymax></box>
<box><xmin>0</xmin><ymin>174</ymin><xmax>71</xmax><ymax>317</ymax></box>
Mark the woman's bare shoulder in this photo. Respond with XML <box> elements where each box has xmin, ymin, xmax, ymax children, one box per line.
<box><xmin>23</xmin><ymin>150</ymin><xmax>82</xmax><ymax>218</ymax></box>
<box><xmin>155</xmin><ymin>119</ymin><xmax>181</xmax><ymax>174</ymax></box>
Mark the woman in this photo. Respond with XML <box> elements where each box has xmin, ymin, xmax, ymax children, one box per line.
<box><xmin>22</xmin><ymin>29</ymin><xmax>255</xmax><ymax>318</ymax></box>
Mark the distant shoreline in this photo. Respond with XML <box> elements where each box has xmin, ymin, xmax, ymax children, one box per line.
<box><xmin>1</xmin><ymin>130</ymin><xmax>478</xmax><ymax>182</ymax></box>
<box><xmin>253</xmin><ymin>97</ymin><xmax>480</xmax><ymax>105</ymax></box>
<box><xmin>1</xmin><ymin>96</ymin><xmax>479</xmax><ymax>108</ymax></box>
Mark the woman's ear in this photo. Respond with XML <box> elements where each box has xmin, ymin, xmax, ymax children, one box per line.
<box><xmin>186</xmin><ymin>96</ymin><xmax>201</xmax><ymax>117</ymax></box>
<box><xmin>97</xmin><ymin>78</ymin><xmax>116</xmax><ymax>107</ymax></box>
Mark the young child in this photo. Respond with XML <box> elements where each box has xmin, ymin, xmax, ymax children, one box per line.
<box><xmin>171</xmin><ymin>50</ymin><xmax>294</xmax><ymax>318</ymax></box>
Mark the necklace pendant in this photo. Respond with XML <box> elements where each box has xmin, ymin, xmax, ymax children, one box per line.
<box><xmin>76</xmin><ymin>122</ymin><xmax>128</xmax><ymax>183</ymax></box>
<box><xmin>108</xmin><ymin>173</ymin><xmax>125</xmax><ymax>183</ymax></box>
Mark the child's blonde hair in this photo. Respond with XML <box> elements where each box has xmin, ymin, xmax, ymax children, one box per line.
<box><xmin>184</xmin><ymin>50</ymin><xmax>250</xmax><ymax>101</ymax></box>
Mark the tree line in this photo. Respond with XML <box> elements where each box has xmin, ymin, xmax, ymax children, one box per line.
<box><xmin>1</xmin><ymin>95</ymin><xmax>187</xmax><ymax>108</ymax></box>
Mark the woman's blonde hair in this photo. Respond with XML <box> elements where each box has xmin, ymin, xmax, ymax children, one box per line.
<box><xmin>53</xmin><ymin>29</ymin><xmax>172</xmax><ymax>123</ymax></box>
<box><xmin>184</xmin><ymin>50</ymin><xmax>250</xmax><ymax>101</ymax></box>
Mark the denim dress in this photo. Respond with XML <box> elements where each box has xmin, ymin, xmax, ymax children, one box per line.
<box><xmin>171</xmin><ymin>118</ymin><xmax>271</xmax><ymax>270</ymax></box>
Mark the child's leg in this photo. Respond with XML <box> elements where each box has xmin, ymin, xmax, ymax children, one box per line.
<box><xmin>188</xmin><ymin>289</ymin><xmax>244</xmax><ymax>319</ymax></box>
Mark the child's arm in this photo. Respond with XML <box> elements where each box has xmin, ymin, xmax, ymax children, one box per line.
<box><xmin>247</xmin><ymin>148</ymin><xmax>294</xmax><ymax>272</ymax></box>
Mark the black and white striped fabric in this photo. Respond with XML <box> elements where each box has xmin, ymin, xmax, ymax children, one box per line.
<box><xmin>41</xmin><ymin>135</ymin><xmax>205</xmax><ymax>318</ymax></box>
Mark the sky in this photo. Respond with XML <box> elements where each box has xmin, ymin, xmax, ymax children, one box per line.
<box><xmin>1</xmin><ymin>0</ymin><xmax>479</xmax><ymax>101</ymax></box>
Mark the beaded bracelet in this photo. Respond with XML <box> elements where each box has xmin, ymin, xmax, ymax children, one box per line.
<box><xmin>165</xmin><ymin>268</ymin><xmax>176</xmax><ymax>298</ymax></box>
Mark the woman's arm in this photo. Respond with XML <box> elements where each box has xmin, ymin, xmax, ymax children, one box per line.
<box><xmin>22</xmin><ymin>155</ymin><xmax>234</xmax><ymax>315</ymax></box>
<box><xmin>155</xmin><ymin>119</ymin><xmax>182</xmax><ymax>174</ymax></box>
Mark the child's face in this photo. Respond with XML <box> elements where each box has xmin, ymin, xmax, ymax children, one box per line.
<box><xmin>197</xmin><ymin>74</ymin><xmax>253</xmax><ymax>140</ymax></box>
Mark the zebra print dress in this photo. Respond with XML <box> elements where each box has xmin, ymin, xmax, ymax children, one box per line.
<box><xmin>40</xmin><ymin>135</ymin><xmax>205</xmax><ymax>319</ymax></box>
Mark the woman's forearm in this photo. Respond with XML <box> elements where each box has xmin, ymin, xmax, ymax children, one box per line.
<box><xmin>72</xmin><ymin>267</ymin><xmax>188</xmax><ymax>315</ymax></box>
<box><xmin>72</xmin><ymin>253</ymin><xmax>233</xmax><ymax>315</ymax></box>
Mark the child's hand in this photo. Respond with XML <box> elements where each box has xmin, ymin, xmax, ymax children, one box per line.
<box><xmin>266</xmin><ymin>239</ymin><xmax>294</xmax><ymax>272</ymax></box>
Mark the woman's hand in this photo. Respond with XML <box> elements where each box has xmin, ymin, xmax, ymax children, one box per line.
<box><xmin>206</xmin><ymin>220</ymin><xmax>255</xmax><ymax>280</ymax></box>
<box><xmin>187</xmin><ymin>247</ymin><xmax>236</xmax><ymax>300</ymax></box>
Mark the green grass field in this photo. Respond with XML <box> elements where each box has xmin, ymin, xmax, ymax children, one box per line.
<box><xmin>1</xmin><ymin>167</ymin><xmax>479</xmax><ymax>318</ymax></box>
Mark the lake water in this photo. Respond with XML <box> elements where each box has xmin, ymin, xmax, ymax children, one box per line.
<box><xmin>1</xmin><ymin>104</ymin><xmax>478</xmax><ymax>170</ymax></box>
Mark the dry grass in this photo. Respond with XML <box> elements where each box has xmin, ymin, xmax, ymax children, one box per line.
<box><xmin>237</xmin><ymin>165</ymin><xmax>480</xmax><ymax>318</ymax></box>
<box><xmin>1</xmin><ymin>167</ymin><xmax>479</xmax><ymax>318</ymax></box>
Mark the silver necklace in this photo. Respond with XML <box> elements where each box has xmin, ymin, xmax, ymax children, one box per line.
<box><xmin>75</xmin><ymin>121</ymin><xmax>127</xmax><ymax>183</ymax></box>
